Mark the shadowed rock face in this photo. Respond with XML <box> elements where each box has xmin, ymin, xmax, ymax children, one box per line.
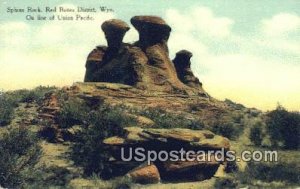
<box><xmin>173</xmin><ymin>50</ymin><xmax>202</xmax><ymax>88</ymax></box>
<box><xmin>130</xmin><ymin>16</ymin><xmax>171</xmax><ymax>49</ymax></box>
<box><xmin>84</xmin><ymin>19</ymin><xmax>136</xmax><ymax>84</ymax></box>
<box><xmin>84</xmin><ymin>16</ymin><xmax>204</xmax><ymax>95</ymax></box>
<box><xmin>101</xmin><ymin>19</ymin><xmax>130</xmax><ymax>49</ymax></box>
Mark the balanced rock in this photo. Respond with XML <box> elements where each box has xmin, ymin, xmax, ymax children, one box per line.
<box><xmin>173</xmin><ymin>50</ymin><xmax>202</xmax><ymax>88</ymax></box>
<box><xmin>131</xmin><ymin>16</ymin><xmax>171</xmax><ymax>48</ymax></box>
<box><xmin>130</xmin><ymin>16</ymin><xmax>188</xmax><ymax>92</ymax></box>
<box><xmin>84</xmin><ymin>16</ymin><xmax>205</xmax><ymax>95</ymax></box>
<box><xmin>101</xmin><ymin>19</ymin><xmax>130</xmax><ymax>49</ymax></box>
<box><xmin>84</xmin><ymin>19</ymin><xmax>130</xmax><ymax>82</ymax></box>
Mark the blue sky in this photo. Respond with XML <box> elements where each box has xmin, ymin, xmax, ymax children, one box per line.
<box><xmin>0</xmin><ymin>0</ymin><xmax>299</xmax><ymax>111</ymax></box>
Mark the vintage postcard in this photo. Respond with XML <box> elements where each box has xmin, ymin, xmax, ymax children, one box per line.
<box><xmin>0</xmin><ymin>0</ymin><xmax>299</xmax><ymax>188</ymax></box>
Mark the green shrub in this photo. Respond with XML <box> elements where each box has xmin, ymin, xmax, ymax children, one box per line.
<box><xmin>138</xmin><ymin>107</ymin><xmax>204</xmax><ymax>129</ymax></box>
<box><xmin>0</xmin><ymin>86</ymin><xmax>54</xmax><ymax>126</ymax></box>
<box><xmin>224</xmin><ymin>99</ymin><xmax>245</xmax><ymax>110</ymax></box>
<box><xmin>210</xmin><ymin>121</ymin><xmax>242</xmax><ymax>140</ymax></box>
<box><xmin>0</xmin><ymin>94</ymin><xmax>15</xmax><ymax>126</ymax></box>
<box><xmin>70</xmin><ymin>105</ymin><xmax>133</xmax><ymax>178</ymax></box>
<box><xmin>250</xmin><ymin>123</ymin><xmax>263</xmax><ymax>146</ymax></box>
<box><xmin>38</xmin><ymin>124</ymin><xmax>58</xmax><ymax>143</ymax></box>
<box><xmin>25</xmin><ymin>166</ymin><xmax>75</xmax><ymax>188</ymax></box>
<box><xmin>57</xmin><ymin>97</ymin><xmax>90</xmax><ymax>128</ymax></box>
<box><xmin>239</xmin><ymin>161</ymin><xmax>299</xmax><ymax>184</ymax></box>
<box><xmin>266</xmin><ymin>105</ymin><xmax>300</xmax><ymax>149</ymax></box>
<box><xmin>214</xmin><ymin>177</ymin><xmax>238</xmax><ymax>189</ymax></box>
<box><xmin>0</xmin><ymin>127</ymin><xmax>41</xmax><ymax>188</ymax></box>
<box><xmin>5</xmin><ymin>86</ymin><xmax>56</xmax><ymax>105</ymax></box>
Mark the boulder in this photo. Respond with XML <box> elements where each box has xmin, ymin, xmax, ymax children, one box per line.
<box><xmin>160</xmin><ymin>154</ymin><xmax>220</xmax><ymax>181</ymax></box>
<box><xmin>128</xmin><ymin>164</ymin><xmax>160</xmax><ymax>184</ymax></box>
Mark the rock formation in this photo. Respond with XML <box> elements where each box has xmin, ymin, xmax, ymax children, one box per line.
<box><xmin>130</xmin><ymin>16</ymin><xmax>171</xmax><ymax>52</ymax></box>
<box><xmin>38</xmin><ymin>81</ymin><xmax>237</xmax><ymax>184</ymax></box>
<box><xmin>103</xmin><ymin>127</ymin><xmax>230</xmax><ymax>183</ymax></box>
<box><xmin>84</xmin><ymin>16</ymin><xmax>204</xmax><ymax>94</ymax></box>
<box><xmin>42</xmin><ymin>15</ymin><xmax>240</xmax><ymax>184</ymax></box>
<box><xmin>101</xmin><ymin>19</ymin><xmax>130</xmax><ymax>49</ymax></box>
<box><xmin>84</xmin><ymin>19</ymin><xmax>137</xmax><ymax>85</ymax></box>
<box><xmin>173</xmin><ymin>50</ymin><xmax>202</xmax><ymax>88</ymax></box>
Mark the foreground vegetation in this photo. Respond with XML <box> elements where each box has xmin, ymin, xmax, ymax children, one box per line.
<box><xmin>0</xmin><ymin>127</ymin><xmax>41</xmax><ymax>188</ymax></box>
<box><xmin>0</xmin><ymin>86</ymin><xmax>56</xmax><ymax>126</ymax></box>
<box><xmin>0</xmin><ymin>87</ymin><xmax>299</xmax><ymax>188</ymax></box>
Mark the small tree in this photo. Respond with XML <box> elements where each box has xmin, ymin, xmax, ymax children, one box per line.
<box><xmin>0</xmin><ymin>94</ymin><xmax>15</xmax><ymax>126</ymax></box>
<box><xmin>0</xmin><ymin>127</ymin><xmax>41</xmax><ymax>188</ymax></box>
<box><xmin>266</xmin><ymin>105</ymin><xmax>300</xmax><ymax>149</ymax></box>
<box><xmin>250</xmin><ymin>124</ymin><xmax>263</xmax><ymax>146</ymax></box>
<box><xmin>70</xmin><ymin>105</ymin><xmax>132</xmax><ymax>179</ymax></box>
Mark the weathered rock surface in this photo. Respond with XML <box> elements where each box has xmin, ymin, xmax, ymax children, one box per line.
<box><xmin>103</xmin><ymin>127</ymin><xmax>230</xmax><ymax>182</ymax></box>
<box><xmin>70</xmin><ymin>82</ymin><xmax>226</xmax><ymax>124</ymax></box>
<box><xmin>128</xmin><ymin>164</ymin><xmax>161</xmax><ymax>184</ymax></box>
<box><xmin>103</xmin><ymin>127</ymin><xmax>230</xmax><ymax>150</ymax></box>
<box><xmin>84</xmin><ymin>16</ymin><xmax>205</xmax><ymax>95</ymax></box>
<box><xmin>38</xmin><ymin>92</ymin><xmax>59</xmax><ymax>117</ymax></box>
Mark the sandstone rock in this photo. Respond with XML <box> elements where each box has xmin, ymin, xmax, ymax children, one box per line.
<box><xmin>160</xmin><ymin>154</ymin><xmax>219</xmax><ymax>181</ymax></box>
<box><xmin>101</xmin><ymin>19</ymin><xmax>130</xmax><ymax>33</ymax></box>
<box><xmin>103</xmin><ymin>127</ymin><xmax>230</xmax><ymax>182</ymax></box>
<box><xmin>130</xmin><ymin>16</ymin><xmax>189</xmax><ymax>93</ymax></box>
<box><xmin>128</xmin><ymin>164</ymin><xmax>160</xmax><ymax>184</ymax></box>
<box><xmin>214</xmin><ymin>164</ymin><xmax>227</xmax><ymax>178</ymax></box>
<box><xmin>38</xmin><ymin>92</ymin><xmax>60</xmax><ymax>123</ymax></box>
<box><xmin>83</xmin><ymin>16</ymin><xmax>206</xmax><ymax>95</ymax></box>
<box><xmin>131</xmin><ymin>16</ymin><xmax>171</xmax><ymax>48</ymax></box>
<box><xmin>84</xmin><ymin>19</ymin><xmax>131</xmax><ymax>83</ymax></box>
<box><xmin>101</xmin><ymin>19</ymin><xmax>130</xmax><ymax>49</ymax></box>
<box><xmin>103</xmin><ymin>136</ymin><xmax>125</xmax><ymax>145</ymax></box>
<box><xmin>135</xmin><ymin>115</ymin><xmax>155</xmax><ymax>127</ymax></box>
<box><xmin>173</xmin><ymin>50</ymin><xmax>202</xmax><ymax>88</ymax></box>
<box><xmin>104</xmin><ymin>127</ymin><xmax>229</xmax><ymax>150</ymax></box>
<box><xmin>162</xmin><ymin>154</ymin><xmax>218</xmax><ymax>173</ymax></box>
<box><xmin>125</xmin><ymin>113</ymin><xmax>155</xmax><ymax>127</ymax></box>
<box><xmin>84</xmin><ymin>46</ymin><xmax>107</xmax><ymax>82</ymax></box>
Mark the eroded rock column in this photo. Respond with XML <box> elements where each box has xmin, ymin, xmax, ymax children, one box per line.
<box><xmin>173</xmin><ymin>50</ymin><xmax>202</xmax><ymax>89</ymax></box>
<box><xmin>84</xmin><ymin>19</ymin><xmax>130</xmax><ymax>82</ymax></box>
<box><xmin>130</xmin><ymin>16</ymin><xmax>186</xmax><ymax>91</ymax></box>
<box><xmin>101</xmin><ymin>19</ymin><xmax>130</xmax><ymax>52</ymax></box>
